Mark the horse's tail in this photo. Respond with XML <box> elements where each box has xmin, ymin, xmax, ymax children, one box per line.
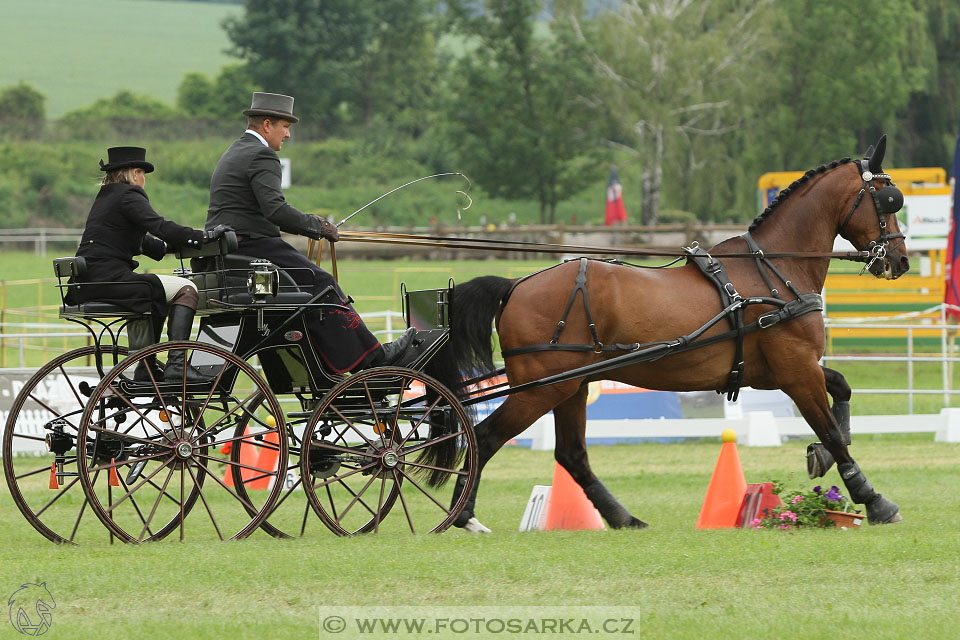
<box><xmin>418</xmin><ymin>275</ymin><xmax>513</xmax><ymax>487</ymax></box>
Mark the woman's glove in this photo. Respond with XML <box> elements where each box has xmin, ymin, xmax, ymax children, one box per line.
<box><xmin>204</xmin><ymin>224</ymin><xmax>234</xmax><ymax>242</ymax></box>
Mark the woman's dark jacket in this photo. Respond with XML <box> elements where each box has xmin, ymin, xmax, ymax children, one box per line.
<box><xmin>67</xmin><ymin>183</ymin><xmax>203</xmax><ymax>324</ymax></box>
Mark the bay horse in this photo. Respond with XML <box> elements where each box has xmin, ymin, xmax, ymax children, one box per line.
<box><xmin>433</xmin><ymin>136</ymin><xmax>908</xmax><ymax>531</ymax></box>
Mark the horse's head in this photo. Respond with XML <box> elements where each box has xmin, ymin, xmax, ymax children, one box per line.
<box><xmin>837</xmin><ymin>135</ymin><xmax>909</xmax><ymax>279</ymax></box>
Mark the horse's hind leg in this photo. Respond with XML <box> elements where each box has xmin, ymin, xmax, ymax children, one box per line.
<box><xmin>450</xmin><ymin>391</ymin><xmax>562</xmax><ymax>532</ymax></box>
<box><xmin>785</xmin><ymin>371</ymin><xmax>901</xmax><ymax>524</ymax></box>
<box><xmin>806</xmin><ymin>366</ymin><xmax>852</xmax><ymax>478</ymax></box>
<box><xmin>553</xmin><ymin>385</ymin><xmax>647</xmax><ymax>529</ymax></box>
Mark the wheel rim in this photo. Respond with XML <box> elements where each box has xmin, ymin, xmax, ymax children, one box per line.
<box><xmin>301</xmin><ymin>367</ymin><xmax>476</xmax><ymax>535</ymax></box>
<box><xmin>76</xmin><ymin>342</ymin><xmax>287</xmax><ymax>543</ymax></box>
<box><xmin>3</xmin><ymin>345</ymin><xmax>125</xmax><ymax>544</ymax></box>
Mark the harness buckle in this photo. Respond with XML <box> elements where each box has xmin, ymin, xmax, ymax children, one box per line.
<box><xmin>758</xmin><ymin>313</ymin><xmax>779</xmax><ymax>329</ymax></box>
<box><xmin>723</xmin><ymin>282</ymin><xmax>741</xmax><ymax>300</ymax></box>
<box><xmin>593</xmin><ymin>342</ymin><xmax>605</xmax><ymax>354</ymax></box>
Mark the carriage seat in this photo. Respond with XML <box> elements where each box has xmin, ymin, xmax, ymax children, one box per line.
<box><xmin>189</xmin><ymin>252</ymin><xmax>316</xmax><ymax>308</ymax></box>
<box><xmin>53</xmin><ymin>256</ymin><xmax>150</xmax><ymax>318</ymax></box>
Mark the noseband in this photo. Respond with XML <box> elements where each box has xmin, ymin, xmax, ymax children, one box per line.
<box><xmin>837</xmin><ymin>160</ymin><xmax>905</xmax><ymax>272</ymax></box>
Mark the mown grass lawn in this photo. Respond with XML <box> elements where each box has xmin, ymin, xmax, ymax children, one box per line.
<box><xmin>1</xmin><ymin>435</ymin><xmax>957</xmax><ymax>639</ymax></box>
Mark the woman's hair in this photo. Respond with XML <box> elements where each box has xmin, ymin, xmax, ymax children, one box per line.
<box><xmin>100</xmin><ymin>167</ymin><xmax>139</xmax><ymax>186</ymax></box>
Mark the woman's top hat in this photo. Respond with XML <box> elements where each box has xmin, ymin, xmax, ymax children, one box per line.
<box><xmin>242</xmin><ymin>92</ymin><xmax>299</xmax><ymax>123</ymax></box>
<box><xmin>99</xmin><ymin>146</ymin><xmax>154</xmax><ymax>173</ymax></box>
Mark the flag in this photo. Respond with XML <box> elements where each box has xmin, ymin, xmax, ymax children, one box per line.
<box><xmin>604</xmin><ymin>170</ymin><xmax>628</xmax><ymax>226</ymax></box>
<box><xmin>944</xmin><ymin>122</ymin><xmax>960</xmax><ymax>319</ymax></box>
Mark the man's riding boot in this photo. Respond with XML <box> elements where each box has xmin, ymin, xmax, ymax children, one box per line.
<box><xmin>359</xmin><ymin>327</ymin><xmax>420</xmax><ymax>370</ymax></box>
<box><xmin>163</xmin><ymin>304</ymin><xmax>210</xmax><ymax>383</ymax></box>
<box><xmin>128</xmin><ymin>317</ymin><xmax>163</xmax><ymax>382</ymax></box>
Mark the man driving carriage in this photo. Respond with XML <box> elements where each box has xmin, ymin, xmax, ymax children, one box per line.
<box><xmin>204</xmin><ymin>92</ymin><xmax>420</xmax><ymax>373</ymax></box>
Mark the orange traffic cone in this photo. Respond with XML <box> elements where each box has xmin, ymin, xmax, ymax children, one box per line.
<box><xmin>246</xmin><ymin>427</ymin><xmax>281</xmax><ymax>490</ymax></box>
<box><xmin>109</xmin><ymin>458</ymin><xmax>120</xmax><ymax>487</ymax></box>
<box><xmin>696</xmin><ymin>429</ymin><xmax>747</xmax><ymax>529</ymax></box>
<box><xmin>49</xmin><ymin>463</ymin><xmax>59</xmax><ymax>489</ymax></box>
<box><xmin>223</xmin><ymin>427</ymin><xmax>261</xmax><ymax>488</ymax></box>
<box><xmin>543</xmin><ymin>463</ymin><xmax>605</xmax><ymax>531</ymax></box>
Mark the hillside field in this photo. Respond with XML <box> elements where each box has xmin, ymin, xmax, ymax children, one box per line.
<box><xmin>0</xmin><ymin>0</ymin><xmax>240</xmax><ymax>117</ymax></box>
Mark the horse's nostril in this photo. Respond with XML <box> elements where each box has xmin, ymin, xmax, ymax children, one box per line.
<box><xmin>900</xmin><ymin>256</ymin><xmax>910</xmax><ymax>273</ymax></box>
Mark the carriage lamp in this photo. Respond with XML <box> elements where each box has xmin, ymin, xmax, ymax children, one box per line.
<box><xmin>246</xmin><ymin>260</ymin><xmax>279</xmax><ymax>302</ymax></box>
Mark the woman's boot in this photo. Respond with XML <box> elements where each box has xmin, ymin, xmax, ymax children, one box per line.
<box><xmin>128</xmin><ymin>317</ymin><xmax>163</xmax><ymax>381</ymax></box>
<box><xmin>163</xmin><ymin>287</ymin><xmax>210</xmax><ymax>383</ymax></box>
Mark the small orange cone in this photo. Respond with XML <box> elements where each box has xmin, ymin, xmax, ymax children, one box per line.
<box><xmin>246</xmin><ymin>428</ymin><xmax>281</xmax><ymax>490</ymax></box>
<box><xmin>109</xmin><ymin>458</ymin><xmax>120</xmax><ymax>487</ymax></box>
<box><xmin>224</xmin><ymin>427</ymin><xmax>264</xmax><ymax>488</ymax></box>
<box><xmin>49</xmin><ymin>463</ymin><xmax>59</xmax><ymax>489</ymax></box>
<box><xmin>696</xmin><ymin>429</ymin><xmax>747</xmax><ymax>529</ymax></box>
<box><xmin>543</xmin><ymin>463</ymin><xmax>605</xmax><ymax>531</ymax></box>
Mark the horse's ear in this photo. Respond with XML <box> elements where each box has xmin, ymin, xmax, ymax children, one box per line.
<box><xmin>868</xmin><ymin>135</ymin><xmax>887</xmax><ymax>172</ymax></box>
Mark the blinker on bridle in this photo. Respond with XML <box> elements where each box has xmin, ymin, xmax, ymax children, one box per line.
<box><xmin>837</xmin><ymin>159</ymin><xmax>905</xmax><ymax>274</ymax></box>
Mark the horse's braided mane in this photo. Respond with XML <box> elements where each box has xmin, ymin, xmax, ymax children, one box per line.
<box><xmin>748</xmin><ymin>157</ymin><xmax>854</xmax><ymax>232</ymax></box>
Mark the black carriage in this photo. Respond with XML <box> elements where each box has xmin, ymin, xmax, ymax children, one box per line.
<box><xmin>3</xmin><ymin>232</ymin><xmax>477</xmax><ymax>543</ymax></box>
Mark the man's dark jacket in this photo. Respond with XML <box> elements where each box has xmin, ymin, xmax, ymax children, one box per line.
<box><xmin>206</xmin><ymin>133</ymin><xmax>327</xmax><ymax>239</ymax></box>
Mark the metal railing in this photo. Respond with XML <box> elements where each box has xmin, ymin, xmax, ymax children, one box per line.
<box><xmin>3</xmin><ymin>317</ymin><xmax>959</xmax><ymax>414</ymax></box>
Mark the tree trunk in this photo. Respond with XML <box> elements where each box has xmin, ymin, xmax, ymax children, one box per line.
<box><xmin>641</xmin><ymin>127</ymin><xmax>664</xmax><ymax>226</ymax></box>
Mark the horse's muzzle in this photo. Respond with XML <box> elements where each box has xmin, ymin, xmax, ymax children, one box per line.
<box><xmin>872</xmin><ymin>254</ymin><xmax>909</xmax><ymax>280</ymax></box>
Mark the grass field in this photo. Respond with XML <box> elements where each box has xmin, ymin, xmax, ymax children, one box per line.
<box><xmin>0</xmin><ymin>0</ymin><xmax>240</xmax><ymax>117</ymax></box>
<box><xmin>1</xmin><ymin>435</ymin><xmax>958</xmax><ymax>638</ymax></box>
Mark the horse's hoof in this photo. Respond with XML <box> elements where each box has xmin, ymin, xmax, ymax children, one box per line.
<box><xmin>870</xmin><ymin>511</ymin><xmax>903</xmax><ymax>525</ymax></box>
<box><xmin>866</xmin><ymin>494</ymin><xmax>901</xmax><ymax>524</ymax></box>
<box><xmin>626</xmin><ymin>517</ymin><xmax>649</xmax><ymax>529</ymax></box>
<box><xmin>463</xmin><ymin>517</ymin><xmax>492</xmax><ymax>533</ymax></box>
<box><xmin>805</xmin><ymin>442</ymin><xmax>834</xmax><ymax>479</ymax></box>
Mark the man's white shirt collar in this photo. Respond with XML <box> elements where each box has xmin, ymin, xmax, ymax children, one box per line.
<box><xmin>245</xmin><ymin>129</ymin><xmax>268</xmax><ymax>147</ymax></box>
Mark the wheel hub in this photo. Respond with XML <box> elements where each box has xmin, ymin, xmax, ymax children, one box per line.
<box><xmin>175</xmin><ymin>441</ymin><xmax>194</xmax><ymax>459</ymax></box>
<box><xmin>381</xmin><ymin>450</ymin><xmax>400</xmax><ymax>468</ymax></box>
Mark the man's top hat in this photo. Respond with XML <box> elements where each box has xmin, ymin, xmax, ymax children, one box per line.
<box><xmin>99</xmin><ymin>146</ymin><xmax>154</xmax><ymax>173</ymax></box>
<box><xmin>242</xmin><ymin>92</ymin><xmax>299</xmax><ymax>123</ymax></box>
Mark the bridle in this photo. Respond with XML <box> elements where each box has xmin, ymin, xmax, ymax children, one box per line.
<box><xmin>837</xmin><ymin>160</ymin><xmax>905</xmax><ymax>273</ymax></box>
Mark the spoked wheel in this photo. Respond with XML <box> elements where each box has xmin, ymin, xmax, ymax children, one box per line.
<box><xmin>233</xmin><ymin>392</ymin><xmax>400</xmax><ymax>539</ymax></box>
<box><xmin>76</xmin><ymin>342</ymin><xmax>287</xmax><ymax>543</ymax></box>
<box><xmin>301</xmin><ymin>367</ymin><xmax>476</xmax><ymax>535</ymax></box>
<box><xmin>3</xmin><ymin>345</ymin><xmax>125</xmax><ymax>544</ymax></box>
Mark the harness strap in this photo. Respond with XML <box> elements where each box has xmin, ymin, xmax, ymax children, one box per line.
<box><xmin>549</xmin><ymin>258</ymin><xmax>602</xmax><ymax>350</ymax></box>
<box><xmin>684</xmin><ymin>246</ymin><xmax>746</xmax><ymax>401</ymax></box>
<box><xmin>740</xmin><ymin>232</ymin><xmax>803</xmax><ymax>300</ymax></box>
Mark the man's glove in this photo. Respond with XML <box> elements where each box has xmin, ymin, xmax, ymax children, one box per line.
<box><xmin>319</xmin><ymin>219</ymin><xmax>339</xmax><ymax>243</ymax></box>
<box><xmin>204</xmin><ymin>224</ymin><xmax>234</xmax><ymax>242</ymax></box>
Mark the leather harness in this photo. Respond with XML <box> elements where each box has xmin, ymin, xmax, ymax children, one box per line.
<box><xmin>501</xmin><ymin>238</ymin><xmax>824</xmax><ymax>402</ymax></box>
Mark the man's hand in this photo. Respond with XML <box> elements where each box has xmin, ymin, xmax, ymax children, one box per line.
<box><xmin>319</xmin><ymin>219</ymin><xmax>339</xmax><ymax>243</ymax></box>
<box><xmin>204</xmin><ymin>224</ymin><xmax>234</xmax><ymax>242</ymax></box>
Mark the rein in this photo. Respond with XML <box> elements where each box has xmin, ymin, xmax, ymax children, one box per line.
<box><xmin>338</xmin><ymin>230</ymin><xmax>874</xmax><ymax>262</ymax></box>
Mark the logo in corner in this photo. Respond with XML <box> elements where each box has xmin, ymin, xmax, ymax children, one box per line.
<box><xmin>8</xmin><ymin>582</ymin><xmax>55</xmax><ymax>636</ymax></box>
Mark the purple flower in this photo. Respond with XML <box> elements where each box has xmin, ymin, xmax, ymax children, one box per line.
<box><xmin>825</xmin><ymin>487</ymin><xmax>842</xmax><ymax>502</ymax></box>
<box><xmin>813</xmin><ymin>486</ymin><xmax>822</xmax><ymax>494</ymax></box>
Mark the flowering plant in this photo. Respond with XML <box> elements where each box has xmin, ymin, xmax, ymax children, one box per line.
<box><xmin>750</xmin><ymin>482</ymin><xmax>859</xmax><ymax>529</ymax></box>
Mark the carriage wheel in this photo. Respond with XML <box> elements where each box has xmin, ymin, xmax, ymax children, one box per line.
<box><xmin>232</xmin><ymin>392</ymin><xmax>400</xmax><ymax>538</ymax></box>
<box><xmin>301</xmin><ymin>367</ymin><xmax>476</xmax><ymax>535</ymax></box>
<box><xmin>76</xmin><ymin>342</ymin><xmax>287</xmax><ymax>543</ymax></box>
<box><xmin>3</xmin><ymin>345</ymin><xmax>126</xmax><ymax>544</ymax></box>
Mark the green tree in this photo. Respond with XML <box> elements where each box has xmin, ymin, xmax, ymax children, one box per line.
<box><xmin>444</xmin><ymin>0</ymin><xmax>607</xmax><ymax>224</ymax></box>
<box><xmin>579</xmin><ymin>0</ymin><xmax>773</xmax><ymax>225</ymax></box>
<box><xmin>752</xmin><ymin>0</ymin><xmax>928</xmax><ymax>171</ymax></box>
<box><xmin>0</xmin><ymin>81</ymin><xmax>46</xmax><ymax>121</ymax></box>
<box><xmin>894</xmin><ymin>0</ymin><xmax>960</xmax><ymax>168</ymax></box>
<box><xmin>223</xmin><ymin>0</ymin><xmax>440</xmax><ymax>132</ymax></box>
<box><xmin>60</xmin><ymin>90</ymin><xmax>178</xmax><ymax>120</ymax></box>
<box><xmin>177</xmin><ymin>64</ymin><xmax>259</xmax><ymax>119</ymax></box>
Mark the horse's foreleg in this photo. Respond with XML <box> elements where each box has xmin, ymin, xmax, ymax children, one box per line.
<box><xmin>786</xmin><ymin>377</ymin><xmax>901</xmax><ymax>524</ymax></box>
<box><xmin>806</xmin><ymin>366</ymin><xmax>852</xmax><ymax>478</ymax></box>
<box><xmin>553</xmin><ymin>385</ymin><xmax>647</xmax><ymax>529</ymax></box>
<box><xmin>450</xmin><ymin>392</ymin><xmax>559</xmax><ymax>532</ymax></box>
